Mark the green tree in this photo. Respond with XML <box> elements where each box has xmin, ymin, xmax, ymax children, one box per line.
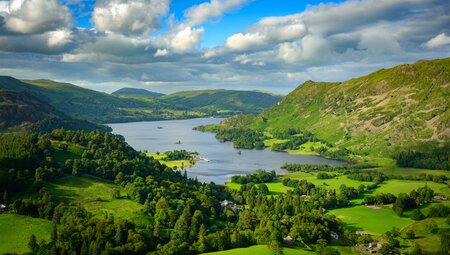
<box><xmin>28</xmin><ymin>234</ymin><xmax>39</xmax><ymax>253</ymax></box>
<box><xmin>406</xmin><ymin>229</ymin><xmax>415</xmax><ymax>239</ymax></box>
<box><xmin>268</xmin><ymin>240</ymin><xmax>283</xmax><ymax>255</ymax></box>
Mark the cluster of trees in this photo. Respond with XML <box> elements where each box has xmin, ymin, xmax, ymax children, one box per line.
<box><xmin>316</xmin><ymin>172</ymin><xmax>337</xmax><ymax>179</ymax></box>
<box><xmin>231</xmin><ymin>170</ymin><xmax>276</xmax><ymax>184</ymax></box>
<box><xmin>394</xmin><ymin>147</ymin><xmax>449</xmax><ymax>170</ymax></box>
<box><xmin>364</xmin><ymin>186</ymin><xmax>436</xmax><ymax>216</ymax></box>
<box><xmin>198</xmin><ymin>126</ymin><xmax>266</xmax><ymax>149</ymax></box>
<box><xmin>163</xmin><ymin>150</ymin><xmax>198</xmax><ymax>160</ymax></box>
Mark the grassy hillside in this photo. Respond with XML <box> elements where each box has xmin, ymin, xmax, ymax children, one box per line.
<box><xmin>0</xmin><ymin>89</ymin><xmax>108</xmax><ymax>132</ymax></box>
<box><xmin>160</xmin><ymin>89</ymin><xmax>282</xmax><ymax>115</ymax></box>
<box><xmin>217</xmin><ymin>58</ymin><xmax>450</xmax><ymax>161</ymax></box>
<box><xmin>112</xmin><ymin>87</ymin><xmax>165</xmax><ymax>98</ymax></box>
<box><xmin>0</xmin><ymin>214</ymin><xmax>52</xmax><ymax>254</ymax></box>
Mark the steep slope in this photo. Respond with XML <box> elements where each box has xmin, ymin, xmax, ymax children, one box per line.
<box><xmin>112</xmin><ymin>87</ymin><xmax>165</xmax><ymax>98</ymax></box>
<box><xmin>229</xmin><ymin>58</ymin><xmax>450</xmax><ymax>157</ymax></box>
<box><xmin>161</xmin><ymin>89</ymin><xmax>282</xmax><ymax>115</ymax></box>
<box><xmin>0</xmin><ymin>90</ymin><xmax>108</xmax><ymax>132</ymax></box>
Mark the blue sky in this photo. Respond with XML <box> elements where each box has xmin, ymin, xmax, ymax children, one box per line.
<box><xmin>0</xmin><ymin>0</ymin><xmax>449</xmax><ymax>93</ymax></box>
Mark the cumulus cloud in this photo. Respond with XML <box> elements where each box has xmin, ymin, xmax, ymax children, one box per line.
<box><xmin>170</xmin><ymin>26</ymin><xmax>204</xmax><ymax>51</ymax></box>
<box><xmin>0</xmin><ymin>0</ymin><xmax>72</xmax><ymax>34</ymax></box>
<box><xmin>424</xmin><ymin>33</ymin><xmax>450</xmax><ymax>48</ymax></box>
<box><xmin>225</xmin><ymin>32</ymin><xmax>266</xmax><ymax>50</ymax></box>
<box><xmin>92</xmin><ymin>0</ymin><xmax>171</xmax><ymax>36</ymax></box>
<box><xmin>184</xmin><ymin>0</ymin><xmax>249</xmax><ymax>27</ymax></box>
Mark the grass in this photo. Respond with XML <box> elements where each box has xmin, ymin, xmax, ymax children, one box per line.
<box><xmin>330</xmin><ymin>205</ymin><xmax>414</xmax><ymax>235</ymax></box>
<box><xmin>202</xmin><ymin>245</ymin><xmax>312</xmax><ymax>255</ymax></box>
<box><xmin>146</xmin><ymin>152</ymin><xmax>193</xmax><ymax>169</ymax></box>
<box><xmin>45</xmin><ymin>175</ymin><xmax>152</xmax><ymax>227</ymax></box>
<box><xmin>0</xmin><ymin>213</ymin><xmax>52</xmax><ymax>254</ymax></box>
<box><xmin>283</xmin><ymin>172</ymin><xmax>374</xmax><ymax>190</ymax></box>
<box><xmin>373</xmin><ymin>179</ymin><xmax>450</xmax><ymax>196</ymax></box>
<box><xmin>400</xmin><ymin>217</ymin><xmax>449</xmax><ymax>253</ymax></box>
<box><xmin>50</xmin><ymin>141</ymin><xmax>84</xmax><ymax>161</ymax></box>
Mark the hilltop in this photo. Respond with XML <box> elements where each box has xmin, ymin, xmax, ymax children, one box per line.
<box><xmin>112</xmin><ymin>87</ymin><xmax>165</xmax><ymax>98</ymax></box>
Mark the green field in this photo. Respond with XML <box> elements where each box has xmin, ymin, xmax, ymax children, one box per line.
<box><xmin>46</xmin><ymin>175</ymin><xmax>152</xmax><ymax>227</ymax></box>
<box><xmin>373</xmin><ymin>179</ymin><xmax>450</xmax><ymax>196</ymax></box>
<box><xmin>202</xmin><ymin>245</ymin><xmax>312</xmax><ymax>255</ymax></box>
<box><xmin>284</xmin><ymin>172</ymin><xmax>374</xmax><ymax>190</ymax></box>
<box><xmin>146</xmin><ymin>152</ymin><xmax>193</xmax><ymax>169</ymax></box>
<box><xmin>0</xmin><ymin>214</ymin><xmax>52</xmax><ymax>254</ymax></box>
<box><xmin>330</xmin><ymin>205</ymin><xmax>414</xmax><ymax>235</ymax></box>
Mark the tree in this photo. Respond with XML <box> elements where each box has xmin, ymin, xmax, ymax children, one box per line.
<box><xmin>411</xmin><ymin>209</ymin><xmax>425</xmax><ymax>220</ymax></box>
<box><xmin>28</xmin><ymin>235</ymin><xmax>39</xmax><ymax>253</ymax></box>
<box><xmin>268</xmin><ymin>240</ymin><xmax>283</xmax><ymax>255</ymax></box>
<box><xmin>406</xmin><ymin>229</ymin><xmax>415</xmax><ymax>239</ymax></box>
<box><xmin>51</xmin><ymin>222</ymin><xmax>57</xmax><ymax>242</ymax></box>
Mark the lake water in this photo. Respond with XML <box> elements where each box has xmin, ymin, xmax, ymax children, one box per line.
<box><xmin>109</xmin><ymin>118</ymin><xmax>344</xmax><ymax>184</ymax></box>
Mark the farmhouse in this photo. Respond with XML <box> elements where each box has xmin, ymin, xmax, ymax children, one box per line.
<box><xmin>366</xmin><ymin>242</ymin><xmax>382</xmax><ymax>253</ymax></box>
<box><xmin>330</xmin><ymin>231</ymin><xmax>339</xmax><ymax>240</ymax></box>
<box><xmin>433</xmin><ymin>195</ymin><xmax>447</xmax><ymax>201</ymax></box>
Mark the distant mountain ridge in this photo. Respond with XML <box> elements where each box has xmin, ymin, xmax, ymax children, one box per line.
<box><xmin>112</xmin><ymin>87</ymin><xmax>165</xmax><ymax>98</ymax></box>
<box><xmin>222</xmin><ymin>58</ymin><xmax>450</xmax><ymax>157</ymax></box>
<box><xmin>0</xmin><ymin>76</ymin><xmax>281</xmax><ymax>125</ymax></box>
<box><xmin>159</xmin><ymin>89</ymin><xmax>283</xmax><ymax>115</ymax></box>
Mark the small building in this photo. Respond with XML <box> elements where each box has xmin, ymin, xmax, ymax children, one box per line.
<box><xmin>434</xmin><ymin>195</ymin><xmax>448</xmax><ymax>201</ymax></box>
<box><xmin>283</xmin><ymin>235</ymin><xmax>295</xmax><ymax>245</ymax></box>
<box><xmin>220</xmin><ymin>200</ymin><xmax>237</xmax><ymax>213</ymax></box>
<box><xmin>330</xmin><ymin>231</ymin><xmax>339</xmax><ymax>240</ymax></box>
<box><xmin>0</xmin><ymin>204</ymin><xmax>6</xmax><ymax>213</ymax></box>
<box><xmin>356</xmin><ymin>231</ymin><xmax>369</xmax><ymax>236</ymax></box>
<box><xmin>366</xmin><ymin>242</ymin><xmax>382</xmax><ymax>254</ymax></box>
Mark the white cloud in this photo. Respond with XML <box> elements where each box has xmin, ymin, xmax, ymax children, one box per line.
<box><xmin>92</xmin><ymin>0</ymin><xmax>170</xmax><ymax>36</ymax></box>
<box><xmin>184</xmin><ymin>0</ymin><xmax>249</xmax><ymax>27</ymax></box>
<box><xmin>170</xmin><ymin>26</ymin><xmax>204</xmax><ymax>51</ymax></box>
<box><xmin>47</xmin><ymin>29</ymin><xmax>73</xmax><ymax>48</ymax></box>
<box><xmin>424</xmin><ymin>33</ymin><xmax>450</xmax><ymax>49</ymax></box>
<box><xmin>154</xmin><ymin>48</ymin><xmax>169</xmax><ymax>57</ymax></box>
<box><xmin>0</xmin><ymin>0</ymin><xmax>72</xmax><ymax>34</ymax></box>
<box><xmin>225</xmin><ymin>32</ymin><xmax>266</xmax><ymax>50</ymax></box>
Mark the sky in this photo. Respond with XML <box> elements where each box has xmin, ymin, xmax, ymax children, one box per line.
<box><xmin>0</xmin><ymin>0</ymin><xmax>449</xmax><ymax>94</ymax></box>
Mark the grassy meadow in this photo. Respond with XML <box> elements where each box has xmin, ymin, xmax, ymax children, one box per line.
<box><xmin>45</xmin><ymin>175</ymin><xmax>152</xmax><ymax>227</ymax></box>
<box><xmin>146</xmin><ymin>152</ymin><xmax>193</xmax><ymax>169</ymax></box>
<box><xmin>0</xmin><ymin>214</ymin><xmax>52</xmax><ymax>254</ymax></box>
<box><xmin>202</xmin><ymin>245</ymin><xmax>312</xmax><ymax>255</ymax></box>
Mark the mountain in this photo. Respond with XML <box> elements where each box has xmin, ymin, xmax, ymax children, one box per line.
<box><xmin>222</xmin><ymin>58</ymin><xmax>450</xmax><ymax>158</ymax></box>
<box><xmin>160</xmin><ymin>89</ymin><xmax>283</xmax><ymax>115</ymax></box>
<box><xmin>0</xmin><ymin>77</ymin><xmax>203</xmax><ymax>123</ymax></box>
<box><xmin>112</xmin><ymin>87</ymin><xmax>165</xmax><ymax>98</ymax></box>
<box><xmin>0</xmin><ymin>89</ymin><xmax>109</xmax><ymax>132</ymax></box>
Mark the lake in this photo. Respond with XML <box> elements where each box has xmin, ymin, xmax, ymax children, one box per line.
<box><xmin>109</xmin><ymin>118</ymin><xmax>344</xmax><ymax>184</ymax></box>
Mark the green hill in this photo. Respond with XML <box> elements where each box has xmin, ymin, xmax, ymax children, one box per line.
<box><xmin>112</xmin><ymin>87</ymin><xmax>165</xmax><ymax>98</ymax></box>
<box><xmin>0</xmin><ymin>89</ymin><xmax>108</xmax><ymax>132</ymax></box>
<box><xmin>160</xmin><ymin>89</ymin><xmax>282</xmax><ymax>115</ymax></box>
<box><xmin>218</xmin><ymin>58</ymin><xmax>450</xmax><ymax>161</ymax></box>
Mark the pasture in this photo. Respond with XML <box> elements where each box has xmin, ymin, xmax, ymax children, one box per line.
<box><xmin>45</xmin><ymin>175</ymin><xmax>152</xmax><ymax>227</ymax></box>
<box><xmin>202</xmin><ymin>245</ymin><xmax>312</xmax><ymax>255</ymax></box>
<box><xmin>0</xmin><ymin>214</ymin><xmax>52</xmax><ymax>254</ymax></box>
<box><xmin>330</xmin><ymin>205</ymin><xmax>413</xmax><ymax>235</ymax></box>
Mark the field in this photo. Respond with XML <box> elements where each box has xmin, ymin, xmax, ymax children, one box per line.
<box><xmin>283</xmin><ymin>172</ymin><xmax>374</xmax><ymax>190</ymax></box>
<box><xmin>146</xmin><ymin>152</ymin><xmax>193</xmax><ymax>169</ymax></box>
<box><xmin>202</xmin><ymin>245</ymin><xmax>312</xmax><ymax>255</ymax></box>
<box><xmin>330</xmin><ymin>205</ymin><xmax>414</xmax><ymax>235</ymax></box>
<box><xmin>45</xmin><ymin>175</ymin><xmax>152</xmax><ymax>227</ymax></box>
<box><xmin>373</xmin><ymin>179</ymin><xmax>450</xmax><ymax>196</ymax></box>
<box><xmin>0</xmin><ymin>214</ymin><xmax>52</xmax><ymax>254</ymax></box>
